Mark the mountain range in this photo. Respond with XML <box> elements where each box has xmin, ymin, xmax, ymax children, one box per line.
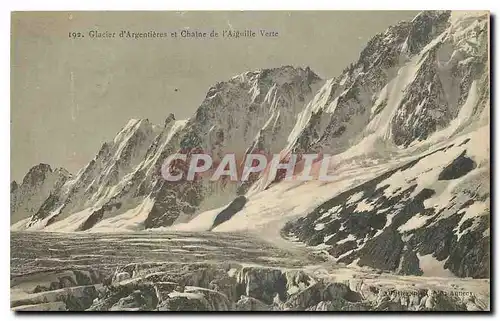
<box><xmin>11</xmin><ymin>10</ymin><xmax>490</xmax><ymax>279</ymax></box>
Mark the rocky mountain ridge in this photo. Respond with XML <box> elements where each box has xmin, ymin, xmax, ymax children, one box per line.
<box><xmin>11</xmin><ymin>10</ymin><xmax>490</xmax><ymax>281</ymax></box>
<box><xmin>12</xmin><ymin>66</ymin><xmax>322</xmax><ymax>231</ymax></box>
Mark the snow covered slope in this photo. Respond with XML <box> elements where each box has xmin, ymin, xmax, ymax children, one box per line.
<box><xmin>284</xmin><ymin>11</ymin><xmax>487</xmax><ymax>156</ymax></box>
<box><xmin>169</xmin><ymin>11</ymin><xmax>490</xmax><ymax>278</ymax></box>
<box><xmin>12</xmin><ymin>67</ymin><xmax>321</xmax><ymax>231</ymax></box>
<box><xmin>12</xmin><ymin>12</ymin><xmax>490</xmax><ymax>281</ymax></box>
<box><xmin>11</xmin><ymin>164</ymin><xmax>71</xmax><ymax>224</ymax></box>
<box><xmin>282</xmin><ymin>126</ymin><xmax>489</xmax><ymax>278</ymax></box>
<box><xmin>12</xmin><ymin>119</ymin><xmax>159</xmax><ymax>230</ymax></box>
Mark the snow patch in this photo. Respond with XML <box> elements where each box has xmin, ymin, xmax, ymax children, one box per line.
<box><xmin>417</xmin><ymin>254</ymin><xmax>455</xmax><ymax>278</ymax></box>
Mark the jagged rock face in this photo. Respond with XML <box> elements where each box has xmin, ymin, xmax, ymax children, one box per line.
<box><xmin>211</xmin><ymin>195</ymin><xmax>247</xmax><ymax>230</ymax></box>
<box><xmin>282</xmin><ymin>126</ymin><xmax>490</xmax><ymax>278</ymax></box>
<box><xmin>189</xmin><ymin>66</ymin><xmax>321</xmax><ymax>156</ymax></box>
<box><xmin>391</xmin><ymin>12</ymin><xmax>488</xmax><ymax>147</ymax></box>
<box><xmin>391</xmin><ymin>48</ymin><xmax>453</xmax><ymax>146</ymax></box>
<box><xmin>139</xmin><ymin>66</ymin><xmax>321</xmax><ymax>228</ymax></box>
<box><xmin>438</xmin><ymin>151</ymin><xmax>476</xmax><ymax>180</ymax></box>
<box><xmin>97</xmin><ymin>263</ymin><xmax>343</xmax><ymax>311</ymax></box>
<box><xmin>11</xmin><ymin>10</ymin><xmax>490</xmax><ymax>249</ymax></box>
<box><xmin>10</xmin><ymin>230</ymin><xmax>489</xmax><ymax>311</ymax></box>
<box><xmin>11</xmin><ymin>181</ymin><xmax>19</xmax><ymax>193</ymax></box>
<box><xmin>404</xmin><ymin>11</ymin><xmax>451</xmax><ymax>55</ymax></box>
<box><xmin>10</xmin><ymin>265</ymin><xmax>106</xmax><ymax>312</ymax></box>
<box><xmin>16</xmin><ymin>119</ymin><xmax>159</xmax><ymax>229</ymax></box>
<box><xmin>14</xmin><ymin>261</ymin><xmax>484</xmax><ymax>311</ymax></box>
<box><xmin>11</xmin><ymin>164</ymin><xmax>71</xmax><ymax>224</ymax></box>
<box><xmin>12</xmin><ymin>67</ymin><xmax>321</xmax><ymax>231</ymax></box>
<box><xmin>285</xmin><ymin>10</ymin><xmax>488</xmax><ymax>156</ymax></box>
<box><xmin>9</xmin><ymin>11</ymin><xmax>491</xmax><ymax>313</ymax></box>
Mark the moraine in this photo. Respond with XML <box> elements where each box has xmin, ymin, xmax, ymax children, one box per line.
<box><xmin>10</xmin><ymin>231</ymin><xmax>489</xmax><ymax>311</ymax></box>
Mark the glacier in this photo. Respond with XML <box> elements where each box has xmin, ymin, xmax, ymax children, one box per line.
<box><xmin>11</xmin><ymin>10</ymin><xmax>490</xmax><ymax>311</ymax></box>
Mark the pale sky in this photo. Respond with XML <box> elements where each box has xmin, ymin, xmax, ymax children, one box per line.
<box><xmin>11</xmin><ymin>11</ymin><xmax>418</xmax><ymax>181</ymax></box>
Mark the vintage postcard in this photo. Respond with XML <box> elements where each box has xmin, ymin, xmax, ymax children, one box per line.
<box><xmin>10</xmin><ymin>11</ymin><xmax>490</xmax><ymax>311</ymax></box>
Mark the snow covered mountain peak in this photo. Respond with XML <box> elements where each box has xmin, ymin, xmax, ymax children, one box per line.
<box><xmin>9</xmin><ymin>12</ymin><xmax>491</xmax><ymax>311</ymax></box>
<box><xmin>187</xmin><ymin>65</ymin><xmax>322</xmax><ymax>156</ymax></box>
<box><xmin>283</xmin><ymin>10</ymin><xmax>488</xmax><ymax>159</ymax></box>
<box><xmin>12</xmin><ymin>65</ymin><xmax>321</xmax><ymax>231</ymax></box>
<box><xmin>205</xmin><ymin>11</ymin><xmax>489</xmax><ymax>279</ymax></box>
<box><xmin>11</xmin><ymin>11</ymin><xmax>490</xmax><ymax>276</ymax></box>
<box><xmin>11</xmin><ymin>163</ymin><xmax>72</xmax><ymax>224</ymax></box>
<box><xmin>164</xmin><ymin>113</ymin><xmax>176</xmax><ymax>126</ymax></box>
<box><xmin>10</xmin><ymin>181</ymin><xmax>18</xmax><ymax>193</ymax></box>
<box><xmin>21</xmin><ymin>163</ymin><xmax>55</xmax><ymax>186</ymax></box>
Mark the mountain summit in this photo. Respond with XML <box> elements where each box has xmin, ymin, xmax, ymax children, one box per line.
<box><xmin>11</xmin><ymin>11</ymin><xmax>490</xmax><ymax>280</ymax></box>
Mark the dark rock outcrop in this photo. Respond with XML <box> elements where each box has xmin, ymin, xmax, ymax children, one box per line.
<box><xmin>211</xmin><ymin>196</ymin><xmax>247</xmax><ymax>230</ymax></box>
<box><xmin>438</xmin><ymin>152</ymin><xmax>477</xmax><ymax>180</ymax></box>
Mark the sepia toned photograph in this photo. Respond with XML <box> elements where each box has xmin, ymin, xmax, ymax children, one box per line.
<box><xmin>10</xmin><ymin>10</ymin><xmax>490</xmax><ymax>312</ymax></box>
